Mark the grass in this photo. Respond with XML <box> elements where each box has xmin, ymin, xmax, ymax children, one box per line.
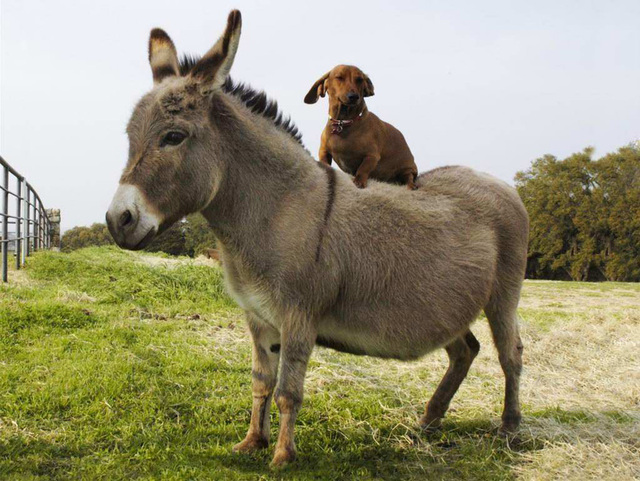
<box><xmin>1</xmin><ymin>247</ymin><xmax>639</xmax><ymax>480</ymax></box>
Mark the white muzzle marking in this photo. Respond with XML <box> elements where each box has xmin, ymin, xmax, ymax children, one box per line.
<box><xmin>106</xmin><ymin>184</ymin><xmax>162</xmax><ymax>250</ymax></box>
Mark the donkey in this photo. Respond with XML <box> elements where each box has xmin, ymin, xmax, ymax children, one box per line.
<box><xmin>106</xmin><ymin>10</ymin><xmax>529</xmax><ymax>467</ymax></box>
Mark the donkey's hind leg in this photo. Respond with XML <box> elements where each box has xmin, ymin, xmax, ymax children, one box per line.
<box><xmin>484</xmin><ymin>297</ymin><xmax>524</xmax><ymax>435</ymax></box>
<box><xmin>420</xmin><ymin>331</ymin><xmax>480</xmax><ymax>431</ymax></box>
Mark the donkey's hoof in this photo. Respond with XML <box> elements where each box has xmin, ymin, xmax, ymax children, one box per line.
<box><xmin>498</xmin><ymin>414</ymin><xmax>521</xmax><ymax>437</ymax></box>
<box><xmin>270</xmin><ymin>446</ymin><xmax>296</xmax><ymax>468</ymax></box>
<box><xmin>498</xmin><ymin>425</ymin><xmax>519</xmax><ymax>436</ymax></box>
<box><xmin>498</xmin><ymin>422</ymin><xmax>521</xmax><ymax>446</ymax></box>
<box><xmin>498</xmin><ymin>429</ymin><xmax>522</xmax><ymax>448</ymax></box>
<box><xmin>419</xmin><ymin>416</ymin><xmax>442</xmax><ymax>434</ymax></box>
<box><xmin>232</xmin><ymin>435</ymin><xmax>268</xmax><ymax>453</ymax></box>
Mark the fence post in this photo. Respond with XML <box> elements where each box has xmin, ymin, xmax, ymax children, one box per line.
<box><xmin>25</xmin><ymin>187</ymin><xmax>30</xmax><ymax>257</ymax></box>
<box><xmin>16</xmin><ymin>179</ymin><xmax>22</xmax><ymax>270</ymax></box>
<box><xmin>2</xmin><ymin>166</ymin><xmax>8</xmax><ymax>282</ymax></box>
<box><xmin>22</xmin><ymin>180</ymin><xmax>27</xmax><ymax>265</ymax></box>
<box><xmin>37</xmin><ymin>207</ymin><xmax>41</xmax><ymax>250</ymax></box>
<box><xmin>34</xmin><ymin>203</ymin><xmax>40</xmax><ymax>252</ymax></box>
<box><xmin>41</xmin><ymin>208</ymin><xmax>46</xmax><ymax>248</ymax></box>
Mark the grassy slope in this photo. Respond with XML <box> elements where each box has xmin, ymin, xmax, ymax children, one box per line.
<box><xmin>0</xmin><ymin>247</ymin><xmax>638</xmax><ymax>480</ymax></box>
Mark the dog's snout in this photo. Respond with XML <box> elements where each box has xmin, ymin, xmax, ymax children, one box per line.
<box><xmin>347</xmin><ymin>92</ymin><xmax>360</xmax><ymax>102</ymax></box>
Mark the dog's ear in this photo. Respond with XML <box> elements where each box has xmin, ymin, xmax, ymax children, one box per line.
<box><xmin>363</xmin><ymin>74</ymin><xmax>375</xmax><ymax>97</ymax></box>
<box><xmin>304</xmin><ymin>72</ymin><xmax>330</xmax><ymax>104</ymax></box>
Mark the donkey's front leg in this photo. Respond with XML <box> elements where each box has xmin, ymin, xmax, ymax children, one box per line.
<box><xmin>233</xmin><ymin>314</ymin><xmax>281</xmax><ymax>453</ymax></box>
<box><xmin>271</xmin><ymin>312</ymin><xmax>316</xmax><ymax>467</ymax></box>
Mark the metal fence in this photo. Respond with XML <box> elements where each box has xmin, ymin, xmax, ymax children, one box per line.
<box><xmin>1</xmin><ymin>155</ymin><xmax>52</xmax><ymax>282</ymax></box>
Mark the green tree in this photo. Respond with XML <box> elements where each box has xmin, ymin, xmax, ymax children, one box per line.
<box><xmin>183</xmin><ymin>214</ymin><xmax>217</xmax><ymax>256</ymax></box>
<box><xmin>595</xmin><ymin>146</ymin><xmax>640</xmax><ymax>280</ymax></box>
<box><xmin>516</xmin><ymin>145</ymin><xmax>640</xmax><ymax>281</ymax></box>
<box><xmin>144</xmin><ymin>214</ymin><xmax>217</xmax><ymax>257</ymax></box>
<box><xmin>144</xmin><ymin>220</ymin><xmax>188</xmax><ymax>256</ymax></box>
<box><xmin>61</xmin><ymin>223</ymin><xmax>114</xmax><ymax>252</ymax></box>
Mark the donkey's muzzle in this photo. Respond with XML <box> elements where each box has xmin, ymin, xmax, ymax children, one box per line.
<box><xmin>106</xmin><ymin>184</ymin><xmax>161</xmax><ymax>250</ymax></box>
<box><xmin>118</xmin><ymin>209</ymin><xmax>134</xmax><ymax>230</ymax></box>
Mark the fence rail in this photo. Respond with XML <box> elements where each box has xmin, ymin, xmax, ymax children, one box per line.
<box><xmin>1</xmin><ymin>155</ymin><xmax>52</xmax><ymax>282</ymax></box>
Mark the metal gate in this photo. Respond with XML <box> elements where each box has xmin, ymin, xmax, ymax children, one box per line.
<box><xmin>0</xmin><ymin>155</ymin><xmax>52</xmax><ymax>282</ymax></box>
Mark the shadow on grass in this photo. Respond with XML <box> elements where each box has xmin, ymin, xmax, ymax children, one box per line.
<box><xmin>203</xmin><ymin>418</ymin><xmax>545</xmax><ymax>481</ymax></box>
<box><xmin>0</xmin><ymin>417</ymin><xmax>535</xmax><ymax>480</ymax></box>
<box><xmin>6</xmin><ymin>407</ymin><xmax>630</xmax><ymax>480</ymax></box>
<box><xmin>0</xmin><ymin>436</ymin><xmax>85</xmax><ymax>479</ymax></box>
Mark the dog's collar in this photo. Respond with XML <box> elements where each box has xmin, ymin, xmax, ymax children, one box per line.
<box><xmin>329</xmin><ymin>111</ymin><xmax>364</xmax><ymax>134</ymax></box>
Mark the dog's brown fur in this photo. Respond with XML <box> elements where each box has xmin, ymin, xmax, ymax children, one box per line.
<box><xmin>107</xmin><ymin>11</ymin><xmax>529</xmax><ymax>468</ymax></box>
<box><xmin>305</xmin><ymin>65</ymin><xmax>418</xmax><ymax>189</ymax></box>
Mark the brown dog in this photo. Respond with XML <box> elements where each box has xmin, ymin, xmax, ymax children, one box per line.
<box><xmin>305</xmin><ymin>65</ymin><xmax>418</xmax><ymax>189</ymax></box>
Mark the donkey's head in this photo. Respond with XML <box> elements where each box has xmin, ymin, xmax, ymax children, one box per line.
<box><xmin>106</xmin><ymin>11</ymin><xmax>241</xmax><ymax>250</ymax></box>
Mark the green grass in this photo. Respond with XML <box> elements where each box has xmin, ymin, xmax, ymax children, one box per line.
<box><xmin>1</xmin><ymin>247</ymin><xmax>638</xmax><ymax>480</ymax></box>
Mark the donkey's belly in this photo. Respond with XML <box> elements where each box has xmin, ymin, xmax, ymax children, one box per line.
<box><xmin>315</xmin><ymin>312</ymin><xmax>451</xmax><ymax>361</ymax></box>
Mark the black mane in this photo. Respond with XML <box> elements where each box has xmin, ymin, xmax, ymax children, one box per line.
<box><xmin>180</xmin><ymin>55</ymin><xmax>304</xmax><ymax>146</ymax></box>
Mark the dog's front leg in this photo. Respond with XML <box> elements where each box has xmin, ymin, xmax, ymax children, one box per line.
<box><xmin>318</xmin><ymin>145</ymin><xmax>333</xmax><ymax>166</ymax></box>
<box><xmin>271</xmin><ymin>310</ymin><xmax>316</xmax><ymax>467</ymax></box>
<box><xmin>402</xmin><ymin>171</ymin><xmax>418</xmax><ymax>190</ymax></box>
<box><xmin>233</xmin><ymin>314</ymin><xmax>280</xmax><ymax>453</ymax></box>
<box><xmin>353</xmin><ymin>154</ymin><xmax>380</xmax><ymax>188</ymax></box>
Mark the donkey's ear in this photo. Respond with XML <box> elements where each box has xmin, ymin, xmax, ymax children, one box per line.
<box><xmin>363</xmin><ymin>74</ymin><xmax>375</xmax><ymax>97</ymax></box>
<box><xmin>304</xmin><ymin>72</ymin><xmax>330</xmax><ymax>104</ymax></box>
<box><xmin>149</xmin><ymin>28</ymin><xmax>180</xmax><ymax>85</ymax></box>
<box><xmin>190</xmin><ymin>10</ymin><xmax>242</xmax><ymax>90</ymax></box>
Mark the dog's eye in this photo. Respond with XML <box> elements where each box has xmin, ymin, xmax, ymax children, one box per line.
<box><xmin>161</xmin><ymin>131</ymin><xmax>187</xmax><ymax>147</ymax></box>
<box><xmin>335</xmin><ymin>76</ymin><xmax>344</xmax><ymax>81</ymax></box>
<box><xmin>356</xmin><ymin>77</ymin><xmax>363</xmax><ymax>83</ymax></box>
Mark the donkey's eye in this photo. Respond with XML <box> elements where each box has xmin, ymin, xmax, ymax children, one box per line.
<box><xmin>161</xmin><ymin>131</ymin><xmax>188</xmax><ymax>147</ymax></box>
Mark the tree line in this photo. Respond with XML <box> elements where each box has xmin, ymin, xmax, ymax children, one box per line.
<box><xmin>516</xmin><ymin>144</ymin><xmax>640</xmax><ymax>281</ymax></box>
<box><xmin>61</xmin><ymin>144</ymin><xmax>640</xmax><ymax>281</ymax></box>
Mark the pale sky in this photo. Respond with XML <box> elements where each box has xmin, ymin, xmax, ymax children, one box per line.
<box><xmin>2</xmin><ymin>0</ymin><xmax>639</xmax><ymax>232</ymax></box>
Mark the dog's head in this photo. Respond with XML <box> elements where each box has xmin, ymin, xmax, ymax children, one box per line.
<box><xmin>304</xmin><ymin>65</ymin><xmax>374</xmax><ymax>106</ymax></box>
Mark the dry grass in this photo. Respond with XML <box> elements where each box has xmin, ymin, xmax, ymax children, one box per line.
<box><xmin>515</xmin><ymin>441</ymin><xmax>639</xmax><ymax>481</ymax></box>
<box><xmin>186</xmin><ymin>279</ymin><xmax>640</xmax><ymax>479</ymax></box>
<box><xmin>3</xmin><ymin>262</ymin><xmax>35</xmax><ymax>287</ymax></box>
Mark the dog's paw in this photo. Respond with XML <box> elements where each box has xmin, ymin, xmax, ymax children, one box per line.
<box><xmin>353</xmin><ymin>177</ymin><xmax>367</xmax><ymax>189</ymax></box>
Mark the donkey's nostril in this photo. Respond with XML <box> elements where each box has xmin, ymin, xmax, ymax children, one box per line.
<box><xmin>119</xmin><ymin>210</ymin><xmax>134</xmax><ymax>228</ymax></box>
